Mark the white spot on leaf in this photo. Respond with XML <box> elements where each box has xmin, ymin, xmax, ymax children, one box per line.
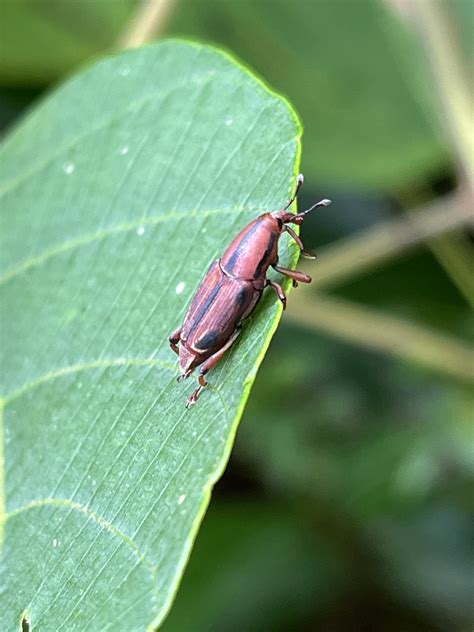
<box><xmin>225</xmin><ymin>117</ymin><xmax>233</xmax><ymax>126</ymax></box>
<box><xmin>136</xmin><ymin>226</ymin><xmax>145</xmax><ymax>236</ymax></box>
<box><xmin>120</xmin><ymin>145</ymin><xmax>129</xmax><ymax>155</ymax></box>
<box><xmin>175</xmin><ymin>281</ymin><xmax>186</xmax><ymax>295</ymax></box>
<box><xmin>63</xmin><ymin>162</ymin><xmax>75</xmax><ymax>174</ymax></box>
<box><xmin>120</xmin><ymin>66</ymin><xmax>130</xmax><ymax>77</ymax></box>
<box><xmin>178</xmin><ymin>494</ymin><xmax>186</xmax><ymax>505</ymax></box>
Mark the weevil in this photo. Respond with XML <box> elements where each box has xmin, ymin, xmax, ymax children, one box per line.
<box><xmin>169</xmin><ymin>174</ymin><xmax>331</xmax><ymax>407</ymax></box>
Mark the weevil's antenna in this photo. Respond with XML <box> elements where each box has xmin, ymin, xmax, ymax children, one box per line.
<box><xmin>299</xmin><ymin>198</ymin><xmax>331</xmax><ymax>216</ymax></box>
<box><xmin>283</xmin><ymin>173</ymin><xmax>304</xmax><ymax>211</ymax></box>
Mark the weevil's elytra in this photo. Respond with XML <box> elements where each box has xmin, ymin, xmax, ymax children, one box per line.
<box><xmin>235</xmin><ymin>286</ymin><xmax>250</xmax><ymax>307</ymax></box>
<box><xmin>169</xmin><ymin>173</ymin><xmax>331</xmax><ymax>407</ymax></box>
<box><xmin>195</xmin><ymin>330</ymin><xmax>221</xmax><ymax>351</ymax></box>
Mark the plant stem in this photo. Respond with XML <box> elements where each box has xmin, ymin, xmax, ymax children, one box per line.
<box><xmin>286</xmin><ymin>292</ymin><xmax>474</xmax><ymax>383</ymax></box>
<box><xmin>406</xmin><ymin>1</ymin><xmax>474</xmax><ymax>306</ymax></box>
<box><xmin>411</xmin><ymin>0</ymin><xmax>473</xmax><ymax>189</ymax></box>
<box><xmin>425</xmin><ymin>231</ymin><xmax>474</xmax><ymax>308</ymax></box>
<box><xmin>302</xmin><ymin>192</ymin><xmax>472</xmax><ymax>290</ymax></box>
<box><xmin>117</xmin><ymin>0</ymin><xmax>178</xmax><ymax>50</ymax></box>
<box><xmin>386</xmin><ymin>1</ymin><xmax>473</xmax><ymax>305</ymax></box>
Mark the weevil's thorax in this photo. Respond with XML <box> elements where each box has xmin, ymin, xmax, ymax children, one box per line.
<box><xmin>271</xmin><ymin>209</ymin><xmax>295</xmax><ymax>224</ymax></box>
<box><xmin>220</xmin><ymin>213</ymin><xmax>282</xmax><ymax>280</ymax></box>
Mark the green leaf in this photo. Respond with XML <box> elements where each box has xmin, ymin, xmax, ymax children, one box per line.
<box><xmin>0</xmin><ymin>40</ymin><xmax>301</xmax><ymax>630</ymax></box>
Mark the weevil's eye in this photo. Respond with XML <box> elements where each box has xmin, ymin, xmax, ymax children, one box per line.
<box><xmin>276</xmin><ymin>218</ymin><xmax>283</xmax><ymax>229</ymax></box>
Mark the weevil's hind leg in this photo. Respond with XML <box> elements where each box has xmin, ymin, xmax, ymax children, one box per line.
<box><xmin>169</xmin><ymin>327</ymin><xmax>182</xmax><ymax>355</ymax></box>
<box><xmin>185</xmin><ymin>374</ymin><xmax>208</xmax><ymax>408</ymax></box>
<box><xmin>266</xmin><ymin>279</ymin><xmax>287</xmax><ymax>310</ymax></box>
<box><xmin>272</xmin><ymin>263</ymin><xmax>312</xmax><ymax>284</ymax></box>
<box><xmin>284</xmin><ymin>225</ymin><xmax>317</xmax><ymax>259</ymax></box>
<box><xmin>186</xmin><ymin>328</ymin><xmax>241</xmax><ymax>408</ymax></box>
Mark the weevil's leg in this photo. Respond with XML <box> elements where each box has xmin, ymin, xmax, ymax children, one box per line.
<box><xmin>283</xmin><ymin>225</ymin><xmax>317</xmax><ymax>259</ymax></box>
<box><xmin>169</xmin><ymin>327</ymin><xmax>182</xmax><ymax>355</ymax></box>
<box><xmin>266</xmin><ymin>279</ymin><xmax>287</xmax><ymax>310</ymax></box>
<box><xmin>272</xmin><ymin>263</ymin><xmax>312</xmax><ymax>284</ymax></box>
<box><xmin>282</xmin><ymin>173</ymin><xmax>304</xmax><ymax>211</ymax></box>
<box><xmin>284</xmin><ymin>224</ymin><xmax>304</xmax><ymax>249</ymax></box>
<box><xmin>186</xmin><ymin>328</ymin><xmax>241</xmax><ymax>408</ymax></box>
<box><xmin>185</xmin><ymin>373</ymin><xmax>208</xmax><ymax>406</ymax></box>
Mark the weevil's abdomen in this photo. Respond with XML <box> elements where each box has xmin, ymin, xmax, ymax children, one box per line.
<box><xmin>220</xmin><ymin>213</ymin><xmax>280</xmax><ymax>280</ymax></box>
<box><xmin>180</xmin><ymin>261</ymin><xmax>260</xmax><ymax>366</ymax></box>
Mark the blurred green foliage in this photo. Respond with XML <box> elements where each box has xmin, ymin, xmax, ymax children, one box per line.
<box><xmin>167</xmin><ymin>0</ymin><xmax>446</xmax><ymax>188</ymax></box>
<box><xmin>1</xmin><ymin>0</ymin><xmax>472</xmax><ymax>630</ymax></box>
<box><xmin>164</xmin><ymin>324</ymin><xmax>473</xmax><ymax>631</ymax></box>
<box><xmin>0</xmin><ymin>0</ymin><xmax>136</xmax><ymax>84</ymax></box>
<box><xmin>1</xmin><ymin>0</ymin><xmax>448</xmax><ymax>188</ymax></box>
<box><xmin>162</xmin><ymin>501</ymin><xmax>346</xmax><ymax>632</ymax></box>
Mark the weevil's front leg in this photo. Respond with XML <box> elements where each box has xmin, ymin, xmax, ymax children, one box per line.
<box><xmin>266</xmin><ymin>279</ymin><xmax>287</xmax><ymax>310</ymax></box>
<box><xmin>272</xmin><ymin>263</ymin><xmax>312</xmax><ymax>284</ymax></box>
<box><xmin>169</xmin><ymin>327</ymin><xmax>182</xmax><ymax>355</ymax></box>
<box><xmin>186</xmin><ymin>328</ymin><xmax>241</xmax><ymax>408</ymax></box>
<box><xmin>284</xmin><ymin>225</ymin><xmax>316</xmax><ymax>259</ymax></box>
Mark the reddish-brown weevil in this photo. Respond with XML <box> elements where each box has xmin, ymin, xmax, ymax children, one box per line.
<box><xmin>169</xmin><ymin>174</ymin><xmax>331</xmax><ymax>407</ymax></box>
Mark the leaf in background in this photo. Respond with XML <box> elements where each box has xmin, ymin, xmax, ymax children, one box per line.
<box><xmin>0</xmin><ymin>40</ymin><xmax>301</xmax><ymax>630</ymax></box>
<box><xmin>166</xmin><ymin>0</ymin><xmax>446</xmax><ymax>188</ymax></box>
<box><xmin>0</xmin><ymin>0</ymin><xmax>136</xmax><ymax>86</ymax></box>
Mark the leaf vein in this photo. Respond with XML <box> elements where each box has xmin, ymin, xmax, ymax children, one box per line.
<box><xmin>5</xmin><ymin>497</ymin><xmax>155</xmax><ymax>574</ymax></box>
<box><xmin>0</xmin><ymin>207</ymin><xmax>245</xmax><ymax>286</ymax></box>
<box><xmin>3</xmin><ymin>357</ymin><xmax>176</xmax><ymax>406</ymax></box>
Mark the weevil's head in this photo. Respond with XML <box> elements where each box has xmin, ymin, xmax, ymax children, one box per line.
<box><xmin>271</xmin><ymin>174</ymin><xmax>331</xmax><ymax>226</ymax></box>
<box><xmin>272</xmin><ymin>198</ymin><xmax>331</xmax><ymax>227</ymax></box>
<box><xmin>271</xmin><ymin>208</ymin><xmax>299</xmax><ymax>226</ymax></box>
